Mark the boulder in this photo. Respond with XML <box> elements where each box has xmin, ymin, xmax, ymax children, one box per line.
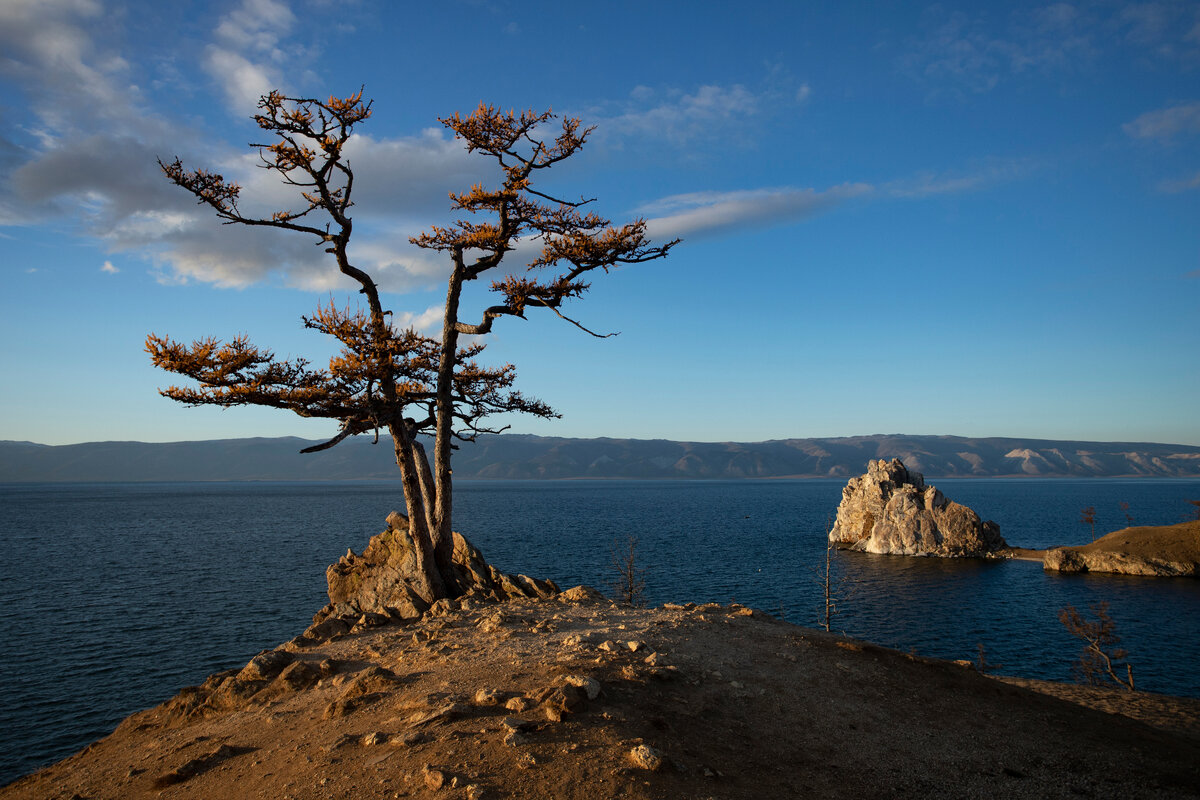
<box><xmin>319</xmin><ymin>512</ymin><xmax>559</xmax><ymax>621</ymax></box>
<box><xmin>829</xmin><ymin>459</ymin><xmax>1006</xmax><ymax>557</ymax></box>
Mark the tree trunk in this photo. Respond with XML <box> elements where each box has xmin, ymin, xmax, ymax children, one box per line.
<box><xmin>432</xmin><ymin>266</ymin><xmax>465</xmax><ymax>593</ymax></box>
<box><xmin>389</xmin><ymin>422</ymin><xmax>446</xmax><ymax>601</ymax></box>
<box><xmin>411</xmin><ymin>437</ymin><xmax>458</xmax><ymax>593</ymax></box>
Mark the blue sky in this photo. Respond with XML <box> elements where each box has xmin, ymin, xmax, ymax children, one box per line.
<box><xmin>1</xmin><ymin>0</ymin><xmax>1198</xmax><ymax>447</ymax></box>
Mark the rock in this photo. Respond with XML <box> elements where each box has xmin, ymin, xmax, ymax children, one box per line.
<box><xmin>629</xmin><ymin>744</ymin><xmax>664</xmax><ymax>771</ymax></box>
<box><xmin>557</xmin><ymin>585</ymin><xmax>606</xmax><ymax>604</ymax></box>
<box><xmin>541</xmin><ymin>684</ymin><xmax>588</xmax><ymax>714</ymax></box>
<box><xmin>505</xmin><ymin>696</ymin><xmax>534</xmax><ymax>712</ymax></box>
<box><xmin>501</xmin><ymin>716</ymin><xmax>533</xmax><ymax>732</ymax></box>
<box><xmin>474</xmin><ymin>688</ymin><xmax>503</xmax><ymax>706</ymax></box>
<box><xmin>408</xmin><ymin>702</ymin><xmax>468</xmax><ymax>727</ymax></box>
<box><xmin>324</xmin><ymin>513</ymin><xmax>559</xmax><ymax>620</ymax></box>
<box><xmin>236</xmin><ymin>649</ymin><xmax>294</xmax><ymax>682</ymax></box>
<box><xmin>423</xmin><ymin>764</ymin><xmax>447</xmax><ymax>790</ymax></box>
<box><xmin>829</xmin><ymin>459</ymin><xmax>1007</xmax><ymax>557</ymax></box>
<box><xmin>562</xmin><ymin>675</ymin><xmax>601</xmax><ymax>700</ymax></box>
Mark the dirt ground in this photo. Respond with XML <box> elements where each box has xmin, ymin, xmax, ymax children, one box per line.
<box><xmin>5</xmin><ymin>589</ymin><xmax>1199</xmax><ymax>800</ymax></box>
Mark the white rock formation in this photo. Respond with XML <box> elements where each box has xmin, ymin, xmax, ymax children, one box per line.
<box><xmin>829</xmin><ymin>459</ymin><xmax>1006</xmax><ymax>557</ymax></box>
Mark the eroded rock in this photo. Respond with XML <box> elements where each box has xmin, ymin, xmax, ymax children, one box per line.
<box><xmin>319</xmin><ymin>513</ymin><xmax>559</xmax><ymax>622</ymax></box>
<box><xmin>829</xmin><ymin>459</ymin><xmax>1007</xmax><ymax>557</ymax></box>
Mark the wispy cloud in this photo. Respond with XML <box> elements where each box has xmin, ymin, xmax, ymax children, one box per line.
<box><xmin>588</xmin><ymin>73</ymin><xmax>812</xmax><ymax>150</ymax></box>
<box><xmin>903</xmin><ymin>5</ymin><xmax>1097</xmax><ymax>94</ymax></box>
<box><xmin>1159</xmin><ymin>170</ymin><xmax>1200</xmax><ymax>193</ymax></box>
<box><xmin>884</xmin><ymin>158</ymin><xmax>1034</xmax><ymax>198</ymax></box>
<box><xmin>638</xmin><ymin>155</ymin><xmax>1031</xmax><ymax>241</ymax></box>
<box><xmin>903</xmin><ymin>2</ymin><xmax>1200</xmax><ymax>95</ymax></box>
<box><xmin>101</xmin><ymin>260</ymin><xmax>118</xmax><ymax>274</ymax></box>
<box><xmin>1124</xmin><ymin>101</ymin><xmax>1200</xmax><ymax>140</ymax></box>
<box><xmin>640</xmin><ymin>184</ymin><xmax>873</xmax><ymax>241</ymax></box>
<box><xmin>603</xmin><ymin>84</ymin><xmax>761</xmax><ymax>145</ymax></box>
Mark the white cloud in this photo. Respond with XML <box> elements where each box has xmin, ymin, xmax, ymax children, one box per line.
<box><xmin>101</xmin><ymin>260</ymin><xmax>118</xmax><ymax>273</ymax></box>
<box><xmin>393</xmin><ymin>305</ymin><xmax>444</xmax><ymax>334</ymax></box>
<box><xmin>204</xmin><ymin>0</ymin><xmax>299</xmax><ymax>113</ymax></box>
<box><xmin>0</xmin><ymin>0</ymin><xmax>495</xmax><ymax>294</ymax></box>
<box><xmin>214</xmin><ymin>0</ymin><xmax>295</xmax><ymax>51</ymax></box>
<box><xmin>204</xmin><ymin>47</ymin><xmax>280</xmax><ymax>114</ymax></box>
<box><xmin>639</xmin><ymin>184</ymin><xmax>873</xmax><ymax>241</ymax></box>
<box><xmin>1124</xmin><ymin>101</ymin><xmax>1200</xmax><ymax>139</ymax></box>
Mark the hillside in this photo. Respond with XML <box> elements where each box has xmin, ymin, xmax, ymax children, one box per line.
<box><xmin>4</xmin><ymin>591</ymin><xmax>1198</xmax><ymax>799</ymax></box>
<box><xmin>3</xmin><ymin>434</ymin><xmax>1200</xmax><ymax>482</ymax></box>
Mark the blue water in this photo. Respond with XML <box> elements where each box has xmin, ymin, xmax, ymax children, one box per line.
<box><xmin>1</xmin><ymin>478</ymin><xmax>1198</xmax><ymax>785</ymax></box>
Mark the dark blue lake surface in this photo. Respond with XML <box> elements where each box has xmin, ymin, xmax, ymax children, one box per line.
<box><xmin>1</xmin><ymin>477</ymin><xmax>1199</xmax><ymax>784</ymax></box>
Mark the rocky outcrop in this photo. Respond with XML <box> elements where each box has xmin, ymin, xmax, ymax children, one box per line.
<box><xmin>829</xmin><ymin>459</ymin><xmax>1007</xmax><ymax>557</ymax></box>
<box><xmin>1043</xmin><ymin>521</ymin><xmax>1200</xmax><ymax>577</ymax></box>
<box><xmin>315</xmin><ymin>512</ymin><xmax>558</xmax><ymax>623</ymax></box>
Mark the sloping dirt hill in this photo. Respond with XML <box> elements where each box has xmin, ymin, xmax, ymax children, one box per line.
<box><xmin>5</xmin><ymin>590</ymin><xmax>1199</xmax><ymax>799</ymax></box>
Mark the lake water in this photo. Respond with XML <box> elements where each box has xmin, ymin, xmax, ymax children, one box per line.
<box><xmin>1</xmin><ymin>477</ymin><xmax>1199</xmax><ymax>785</ymax></box>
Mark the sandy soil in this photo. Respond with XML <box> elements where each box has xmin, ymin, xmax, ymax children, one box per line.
<box><xmin>4</xmin><ymin>591</ymin><xmax>1199</xmax><ymax>800</ymax></box>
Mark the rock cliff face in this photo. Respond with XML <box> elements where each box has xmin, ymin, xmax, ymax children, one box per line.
<box><xmin>315</xmin><ymin>512</ymin><xmax>558</xmax><ymax>624</ymax></box>
<box><xmin>829</xmin><ymin>459</ymin><xmax>1007</xmax><ymax>557</ymax></box>
<box><xmin>1043</xmin><ymin>521</ymin><xmax>1200</xmax><ymax>577</ymax></box>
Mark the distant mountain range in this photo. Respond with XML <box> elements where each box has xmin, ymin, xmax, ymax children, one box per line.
<box><xmin>2</xmin><ymin>434</ymin><xmax>1199</xmax><ymax>482</ymax></box>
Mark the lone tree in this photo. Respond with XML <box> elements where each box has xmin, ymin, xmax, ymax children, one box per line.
<box><xmin>148</xmin><ymin>90</ymin><xmax>677</xmax><ymax>602</ymax></box>
<box><xmin>1058</xmin><ymin>602</ymin><xmax>1135</xmax><ymax>691</ymax></box>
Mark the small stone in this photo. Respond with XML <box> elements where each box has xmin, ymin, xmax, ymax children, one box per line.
<box><xmin>598</xmin><ymin>640</ymin><xmax>617</xmax><ymax>652</ymax></box>
<box><xmin>629</xmin><ymin>744</ymin><xmax>664</xmax><ymax>771</ymax></box>
<box><xmin>644</xmin><ymin>652</ymin><xmax>665</xmax><ymax>666</ymax></box>
<box><xmin>561</xmin><ymin>634</ymin><xmax>584</xmax><ymax>647</ymax></box>
<box><xmin>504</xmin><ymin>730</ymin><xmax>529</xmax><ymax>747</ymax></box>
<box><xmin>361</xmin><ymin>731</ymin><xmax>388</xmax><ymax>746</ymax></box>
<box><xmin>505</xmin><ymin>696</ymin><xmax>533</xmax><ymax>712</ymax></box>
<box><xmin>474</xmin><ymin>688</ymin><xmax>503</xmax><ymax>706</ymax></box>
<box><xmin>423</xmin><ymin>765</ymin><xmax>447</xmax><ymax>790</ymax></box>
<box><xmin>544</xmin><ymin>705</ymin><xmax>563</xmax><ymax>722</ymax></box>
<box><xmin>562</xmin><ymin>675</ymin><xmax>601</xmax><ymax>700</ymax></box>
<box><xmin>501</xmin><ymin>716</ymin><xmax>532</xmax><ymax>732</ymax></box>
<box><xmin>626</xmin><ymin>640</ymin><xmax>644</xmax><ymax>652</ymax></box>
